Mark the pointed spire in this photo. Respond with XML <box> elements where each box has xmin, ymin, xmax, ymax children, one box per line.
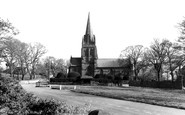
<box><xmin>85</xmin><ymin>12</ymin><xmax>93</xmax><ymax>36</ymax></box>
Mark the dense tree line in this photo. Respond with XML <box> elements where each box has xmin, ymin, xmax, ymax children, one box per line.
<box><xmin>36</xmin><ymin>56</ymin><xmax>68</xmax><ymax>79</ymax></box>
<box><xmin>120</xmin><ymin>39</ymin><xmax>185</xmax><ymax>82</ymax></box>
<box><xmin>0</xmin><ymin>18</ymin><xmax>67</xmax><ymax>80</ymax></box>
<box><xmin>120</xmin><ymin>19</ymin><xmax>185</xmax><ymax>82</ymax></box>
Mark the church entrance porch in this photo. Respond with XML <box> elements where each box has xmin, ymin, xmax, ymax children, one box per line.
<box><xmin>81</xmin><ymin>75</ymin><xmax>93</xmax><ymax>84</ymax></box>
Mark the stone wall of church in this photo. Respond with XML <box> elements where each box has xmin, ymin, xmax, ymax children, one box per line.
<box><xmin>94</xmin><ymin>68</ymin><xmax>125</xmax><ymax>76</ymax></box>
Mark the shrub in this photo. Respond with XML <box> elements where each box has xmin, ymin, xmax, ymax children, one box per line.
<box><xmin>26</xmin><ymin>98</ymin><xmax>91</xmax><ymax>115</ymax></box>
<box><xmin>55</xmin><ymin>72</ymin><xmax>66</xmax><ymax>79</ymax></box>
<box><xmin>94</xmin><ymin>78</ymin><xmax>108</xmax><ymax>84</ymax></box>
<box><xmin>0</xmin><ymin>74</ymin><xmax>91</xmax><ymax>115</ymax></box>
<box><xmin>94</xmin><ymin>74</ymin><xmax>101</xmax><ymax>79</ymax></box>
<box><xmin>27</xmin><ymin>99</ymin><xmax>60</xmax><ymax>114</ymax></box>
<box><xmin>0</xmin><ymin>74</ymin><xmax>28</xmax><ymax>114</ymax></box>
<box><xmin>129</xmin><ymin>79</ymin><xmax>183</xmax><ymax>89</ymax></box>
<box><xmin>50</xmin><ymin>78</ymin><xmax>70</xmax><ymax>82</ymax></box>
<box><xmin>113</xmin><ymin>73</ymin><xmax>122</xmax><ymax>83</ymax></box>
<box><xmin>93</xmin><ymin>74</ymin><xmax>116</xmax><ymax>85</ymax></box>
<box><xmin>67</xmin><ymin>72</ymin><xmax>81</xmax><ymax>82</ymax></box>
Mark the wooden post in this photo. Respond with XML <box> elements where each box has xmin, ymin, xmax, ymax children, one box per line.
<box><xmin>60</xmin><ymin>85</ymin><xmax>62</xmax><ymax>90</ymax></box>
<box><xmin>74</xmin><ymin>86</ymin><xmax>77</xmax><ymax>90</ymax></box>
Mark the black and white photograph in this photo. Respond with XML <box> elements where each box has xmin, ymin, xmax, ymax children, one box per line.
<box><xmin>0</xmin><ymin>0</ymin><xmax>185</xmax><ymax>115</ymax></box>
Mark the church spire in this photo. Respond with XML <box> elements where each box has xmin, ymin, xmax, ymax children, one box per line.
<box><xmin>85</xmin><ymin>12</ymin><xmax>93</xmax><ymax>36</ymax></box>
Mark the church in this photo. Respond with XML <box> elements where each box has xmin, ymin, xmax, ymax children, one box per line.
<box><xmin>68</xmin><ymin>13</ymin><xmax>130</xmax><ymax>82</ymax></box>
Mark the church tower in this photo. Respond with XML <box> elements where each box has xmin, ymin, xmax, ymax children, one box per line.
<box><xmin>81</xmin><ymin>13</ymin><xmax>98</xmax><ymax>77</ymax></box>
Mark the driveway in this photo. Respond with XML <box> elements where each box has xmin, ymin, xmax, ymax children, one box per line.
<box><xmin>21</xmin><ymin>83</ymin><xmax>185</xmax><ymax>115</ymax></box>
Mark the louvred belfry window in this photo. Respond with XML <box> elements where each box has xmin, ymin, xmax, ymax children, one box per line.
<box><xmin>84</xmin><ymin>49</ymin><xmax>89</xmax><ymax>57</ymax></box>
<box><xmin>90</xmin><ymin>48</ymin><xmax>94</xmax><ymax>56</ymax></box>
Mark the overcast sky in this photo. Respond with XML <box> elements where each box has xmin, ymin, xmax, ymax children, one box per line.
<box><xmin>0</xmin><ymin>0</ymin><xmax>185</xmax><ymax>59</ymax></box>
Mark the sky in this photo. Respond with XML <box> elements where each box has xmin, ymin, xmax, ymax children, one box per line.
<box><xmin>0</xmin><ymin>0</ymin><xmax>185</xmax><ymax>60</ymax></box>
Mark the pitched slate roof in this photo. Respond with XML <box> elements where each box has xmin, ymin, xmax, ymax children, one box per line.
<box><xmin>70</xmin><ymin>57</ymin><xmax>81</xmax><ymax>66</ymax></box>
<box><xmin>97</xmin><ymin>58</ymin><xmax>121</xmax><ymax>68</ymax></box>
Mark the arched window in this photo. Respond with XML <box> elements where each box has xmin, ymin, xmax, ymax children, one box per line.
<box><xmin>90</xmin><ymin>48</ymin><xmax>94</xmax><ymax>57</ymax></box>
<box><xmin>84</xmin><ymin>49</ymin><xmax>89</xmax><ymax>57</ymax></box>
<box><xmin>86</xmin><ymin>65</ymin><xmax>93</xmax><ymax>76</ymax></box>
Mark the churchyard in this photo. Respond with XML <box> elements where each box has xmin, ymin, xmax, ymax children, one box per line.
<box><xmin>29</xmin><ymin>76</ymin><xmax>185</xmax><ymax>110</ymax></box>
<box><xmin>72</xmin><ymin>85</ymin><xmax>185</xmax><ymax>110</ymax></box>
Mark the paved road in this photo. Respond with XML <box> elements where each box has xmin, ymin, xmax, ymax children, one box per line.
<box><xmin>21</xmin><ymin>84</ymin><xmax>185</xmax><ymax>115</ymax></box>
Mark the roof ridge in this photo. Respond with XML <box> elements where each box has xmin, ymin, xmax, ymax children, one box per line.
<box><xmin>98</xmin><ymin>58</ymin><xmax>118</xmax><ymax>60</ymax></box>
<box><xmin>71</xmin><ymin>57</ymin><xmax>81</xmax><ymax>59</ymax></box>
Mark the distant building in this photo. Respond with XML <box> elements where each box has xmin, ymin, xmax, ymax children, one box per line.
<box><xmin>69</xmin><ymin>13</ymin><xmax>130</xmax><ymax>82</ymax></box>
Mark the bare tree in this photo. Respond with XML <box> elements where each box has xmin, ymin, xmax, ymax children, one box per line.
<box><xmin>120</xmin><ymin>45</ymin><xmax>144</xmax><ymax>80</ymax></box>
<box><xmin>0</xmin><ymin>18</ymin><xmax>19</xmax><ymax>69</ymax></box>
<box><xmin>0</xmin><ymin>18</ymin><xmax>19</xmax><ymax>39</ymax></box>
<box><xmin>0</xmin><ymin>38</ymin><xmax>20</xmax><ymax>77</ymax></box>
<box><xmin>24</xmin><ymin>43</ymin><xmax>47</xmax><ymax>79</ymax></box>
<box><xmin>15</xmin><ymin>42</ymin><xmax>28</xmax><ymax>80</ymax></box>
<box><xmin>178</xmin><ymin>18</ymin><xmax>185</xmax><ymax>43</ymax></box>
<box><xmin>164</xmin><ymin>40</ymin><xmax>185</xmax><ymax>82</ymax></box>
<box><xmin>43</xmin><ymin>56</ymin><xmax>54</xmax><ymax>78</ymax></box>
<box><xmin>42</xmin><ymin>56</ymin><xmax>67</xmax><ymax>78</ymax></box>
<box><xmin>55</xmin><ymin>58</ymin><xmax>67</xmax><ymax>75</ymax></box>
<box><xmin>176</xmin><ymin>18</ymin><xmax>185</xmax><ymax>69</ymax></box>
<box><xmin>145</xmin><ymin>39</ymin><xmax>168</xmax><ymax>82</ymax></box>
<box><xmin>0</xmin><ymin>18</ymin><xmax>46</xmax><ymax>80</ymax></box>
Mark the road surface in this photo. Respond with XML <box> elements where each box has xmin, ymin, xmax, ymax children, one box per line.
<box><xmin>21</xmin><ymin>83</ymin><xmax>185</xmax><ymax>115</ymax></box>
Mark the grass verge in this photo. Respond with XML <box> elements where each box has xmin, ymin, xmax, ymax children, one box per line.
<box><xmin>72</xmin><ymin>86</ymin><xmax>185</xmax><ymax>110</ymax></box>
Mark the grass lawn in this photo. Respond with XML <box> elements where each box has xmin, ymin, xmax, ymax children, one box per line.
<box><xmin>72</xmin><ymin>86</ymin><xmax>185</xmax><ymax>110</ymax></box>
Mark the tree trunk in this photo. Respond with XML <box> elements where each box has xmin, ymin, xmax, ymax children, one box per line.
<box><xmin>47</xmin><ymin>68</ymin><xmax>50</xmax><ymax>79</ymax></box>
<box><xmin>20</xmin><ymin>64</ymin><xmax>25</xmax><ymax>80</ymax></box>
<box><xmin>21</xmin><ymin>68</ymin><xmax>25</xmax><ymax>80</ymax></box>
<box><xmin>9</xmin><ymin>65</ymin><xmax>13</xmax><ymax>77</ymax></box>
<box><xmin>134</xmin><ymin>69</ymin><xmax>138</xmax><ymax>80</ymax></box>
<box><xmin>157</xmin><ymin>70</ymin><xmax>160</xmax><ymax>82</ymax></box>
<box><xmin>32</xmin><ymin>65</ymin><xmax>35</xmax><ymax>79</ymax></box>
<box><xmin>170</xmin><ymin>71</ymin><xmax>174</xmax><ymax>82</ymax></box>
<box><xmin>154</xmin><ymin>63</ymin><xmax>161</xmax><ymax>82</ymax></box>
<box><xmin>169</xmin><ymin>59</ymin><xmax>174</xmax><ymax>82</ymax></box>
<box><xmin>21</xmin><ymin>74</ymin><xmax>25</xmax><ymax>80</ymax></box>
<box><xmin>133</xmin><ymin>61</ymin><xmax>138</xmax><ymax>80</ymax></box>
<box><xmin>28</xmin><ymin>68</ymin><xmax>32</xmax><ymax>80</ymax></box>
<box><xmin>26</xmin><ymin>63</ymin><xmax>32</xmax><ymax>80</ymax></box>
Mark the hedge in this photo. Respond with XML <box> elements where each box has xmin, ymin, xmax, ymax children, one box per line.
<box><xmin>129</xmin><ymin>77</ymin><xmax>183</xmax><ymax>89</ymax></box>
